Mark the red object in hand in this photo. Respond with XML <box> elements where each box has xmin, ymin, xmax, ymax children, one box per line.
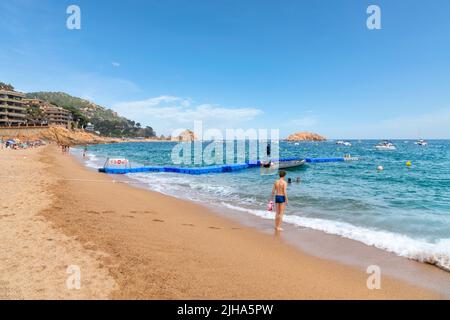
<box><xmin>267</xmin><ymin>200</ymin><xmax>274</xmax><ymax>212</ymax></box>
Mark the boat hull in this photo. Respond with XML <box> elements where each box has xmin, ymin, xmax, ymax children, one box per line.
<box><xmin>278</xmin><ymin>159</ymin><xmax>306</xmax><ymax>169</ymax></box>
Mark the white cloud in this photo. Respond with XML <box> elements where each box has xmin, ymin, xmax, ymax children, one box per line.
<box><xmin>112</xmin><ymin>62</ymin><xmax>120</xmax><ymax>67</ymax></box>
<box><xmin>113</xmin><ymin>96</ymin><xmax>263</xmax><ymax>134</ymax></box>
<box><xmin>123</xmin><ymin>96</ymin><xmax>190</xmax><ymax>108</ymax></box>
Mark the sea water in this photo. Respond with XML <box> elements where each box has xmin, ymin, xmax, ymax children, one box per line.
<box><xmin>79</xmin><ymin>140</ymin><xmax>450</xmax><ymax>271</ymax></box>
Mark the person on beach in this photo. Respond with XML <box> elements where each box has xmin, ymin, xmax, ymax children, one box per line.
<box><xmin>271</xmin><ymin>170</ymin><xmax>288</xmax><ymax>231</ymax></box>
<box><xmin>83</xmin><ymin>146</ymin><xmax>88</xmax><ymax>157</ymax></box>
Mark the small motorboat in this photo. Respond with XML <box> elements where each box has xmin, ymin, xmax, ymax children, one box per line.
<box><xmin>337</xmin><ymin>140</ymin><xmax>352</xmax><ymax>146</ymax></box>
<box><xmin>375</xmin><ymin>141</ymin><xmax>396</xmax><ymax>150</ymax></box>
<box><xmin>261</xmin><ymin>159</ymin><xmax>306</xmax><ymax>169</ymax></box>
<box><xmin>415</xmin><ymin>139</ymin><xmax>428</xmax><ymax>146</ymax></box>
<box><xmin>279</xmin><ymin>159</ymin><xmax>306</xmax><ymax>169</ymax></box>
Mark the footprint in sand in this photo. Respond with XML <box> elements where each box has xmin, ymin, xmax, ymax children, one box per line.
<box><xmin>209</xmin><ymin>226</ymin><xmax>221</xmax><ymax>230</ymax></box>
<box><xmin>122</xmin><ymin>215</ymin><xmax>135</xmax><ymax>219</ymax></box>
<box><xmin>102</xmin><ymin>210</ymin><xmax>115</xmax><ymax>214</ymax></box>
<box><xmin>182</xmin><ymin>223</ymin><xmax>195</xmax><ymax>227</ymax></box>
<box><xmin>153</xmin><ymin>219</ymin><xmax>164</xmax><ymax>223</ymax></box>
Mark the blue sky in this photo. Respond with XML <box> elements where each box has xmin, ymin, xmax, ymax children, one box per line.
<box><xmin>1</xmin><ymin>0</ymin><xmax>450</xmax><ymax>138</ymax></box>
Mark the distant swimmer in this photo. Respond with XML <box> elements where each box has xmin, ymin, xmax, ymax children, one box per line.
<box><xmin>83</xmin><ymin>146</ymin><xmax>88</xmax><ymax>157</ymax></box>
<box><xmin>296</xmin><ymin>177</ymin><xmax>301</xmax><ymax>183</ymax></box>
<box><xmin>271</xmin><ymin>170</ymin><xmax>288</xmax><ymax>231</ymax></box>
<box><xmin>266</xmin><ymin>143</ymin><xmax>271</xmax><ymax>157</ymax></box>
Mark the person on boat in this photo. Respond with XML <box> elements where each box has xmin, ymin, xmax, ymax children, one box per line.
<box><xmin>271</xmin><ymin>170</ymin><xmax>288</xmax><ymax>231</ymax></box>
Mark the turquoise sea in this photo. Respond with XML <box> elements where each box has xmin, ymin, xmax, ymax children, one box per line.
<box><xmin>79</xmin><ymin>140</ymin><xmax>450</xmax><ymax>271</ymax></box>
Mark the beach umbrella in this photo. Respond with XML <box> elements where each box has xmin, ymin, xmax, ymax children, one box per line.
<box><xmin>6</xmin><ymin>140</ymin><xmax>15</xmax><ymax>144</ymax></box>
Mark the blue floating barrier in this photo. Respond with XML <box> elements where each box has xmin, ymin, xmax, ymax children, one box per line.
<box><xmin>99</xmin><ymin>157</ymin><xmax>351</xmax><ymax>175</ymax></box>
<box><xmin>304</xmin><ymin>157</ymin><xmax>345</xmax><ymax>163</ymax></box>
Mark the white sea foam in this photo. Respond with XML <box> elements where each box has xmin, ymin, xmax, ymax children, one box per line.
<box><xmin>221</xmin><ymin>203</ymin><xmax>450</xmax><ymax>272</ymax></box>
<box><xmin>188</xmin><ymin>181</ymin><xmax>235</xmax><ymax>197</ymax></box>
<box><xmin>72</xmin><ymin>148</ymin><xmax>103</xmax><ymax>169</ymax></box>
<box><xmin>130</xmin><ymin>172</ymin><xmax>239</xmax><ymax>201</ymax></box>
<box><xmin>85</xmin><ymin>153</ymin><xmax>102</xmax><ymax>169</ymax></box>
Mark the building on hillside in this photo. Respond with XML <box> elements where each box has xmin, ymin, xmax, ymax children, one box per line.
<box><xmin>41</xmin><ymin>105</ymin><xmax>73</xmax><ymax>128</ymax></box>
<box><xmin>0</xmin><ymin>89</ymin><xmax>27</xmax><ymax>127</ymax></box>
<box><xmin>23</xmin><ymin>99</ymin><xmax>73</xmax><ymax>128</ymax></box>
<box><xmin>84</xmin><ymin>122</ymin><xmax>95</xmax><ymax>132</ymax></box>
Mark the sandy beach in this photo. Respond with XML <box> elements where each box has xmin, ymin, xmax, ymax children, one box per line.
<box><xmin>0</xmin><ymin>145</ymin><xmax>443</xmax><ymax>299</ymax></box>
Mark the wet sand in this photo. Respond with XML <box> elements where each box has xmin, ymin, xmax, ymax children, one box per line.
<box><xmin>0</xmin><ymin>145</ymin><xmax>443</xmax><ymax>299</ymax></box>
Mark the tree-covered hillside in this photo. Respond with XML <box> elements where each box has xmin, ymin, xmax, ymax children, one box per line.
<box><xmin>26</xmin><ymin>92</ymin><xmax>156</xmax><ymax>138</ymax></box>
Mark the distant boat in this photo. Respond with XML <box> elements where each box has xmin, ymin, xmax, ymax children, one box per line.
<box><xmin>261</xmin><ymin>159</ymin><xmax>306</xmax><ymax>169</ymax></box>
<box><xmin>336</xmin><ymin>140</ymin><xmax>352</xmax><ymax>146</ymax></box>
<box><xmin>375</xmin><ymin>141</ymin><xmax>396</xmax><ymax>150</ymax></box>
<box><xmin>415</xmin><ymin>139</ymin><xmax>428</xmax><ymax>146</ymax></box>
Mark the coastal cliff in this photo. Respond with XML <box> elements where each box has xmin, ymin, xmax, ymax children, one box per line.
<box><xmin>1</xmin><ymin>126</ymin><xmax>149</xmax><ymax>145</ymax></box>
<box><xmin>285</xmin><ymin>132</ymin><xmax>326</xmax><ymax>141</ymax></box>
<box><xmin>171</xmin><ymin>129</ymin><xmax>197</xmax><ymax>142</ymax></box>
<box><xmin>2</xmin><ymin>126</ymin><xmax>202</xmax><ymax>145</ymax></box>
<box><xmin>40</xmin><ymin>127</ymin><xmax>120</xmax><ymax>145</ymax></box>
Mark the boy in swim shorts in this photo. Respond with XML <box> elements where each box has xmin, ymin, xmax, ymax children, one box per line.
<box><xmin>271</xmin><ymin>170</ymin><xmax>288</xmax><ymax>231</ymax></box>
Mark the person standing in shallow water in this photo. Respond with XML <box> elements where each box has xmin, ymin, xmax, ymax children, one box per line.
<box><xmin>271</xmin><ymin>170</ymin><xmax>288</xmax><ymax>231</ymax></box>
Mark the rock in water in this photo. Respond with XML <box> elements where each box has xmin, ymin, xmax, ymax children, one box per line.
<box><xmin>285</xmin><ymin>132</ymin><xmax>326</xmax><ymax>141</ymax></box>
<box><xmin>171</xmin><ymin>129</ymin><xmax>197</xmax><ymax>142</ymax></box>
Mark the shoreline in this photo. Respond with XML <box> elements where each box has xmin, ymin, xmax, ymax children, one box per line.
<box><xmin>45</xmin><ymin>146</ymin><xmax>446</xmax><ymax>298</ymax></box>
<box><xmin>69</xmin><ymin>145</ymin><xmax>450</xmax><ymax>297</ymax></box>
<box><xmin>1</xmin><ymin>145</ymin><xmax>445</xmax><ymax>299</ymax></box>
<box><xmin>73</xmin><ymin>148</ymin><xmax>450</xmax><ymax>297</ymax></box>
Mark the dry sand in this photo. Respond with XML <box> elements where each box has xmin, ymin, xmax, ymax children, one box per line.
<box><xmin>0</xmin><ymin>147</ymin><xmax>116</xmax><ymax>299</ymax></box>
<box><xmin>0</xmin><ymin>145</ymin><xmax>442</xmax><ymax>299</ymax></box>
